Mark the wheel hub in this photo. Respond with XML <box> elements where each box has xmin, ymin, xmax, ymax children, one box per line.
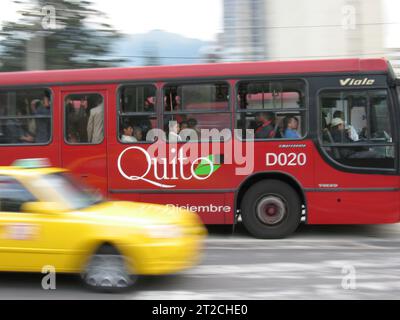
<box><xmin>256</xmin><ymin>196</ymin><xmax>287</xmax><ymax>225</ymax></box>
<box><xmin>83</xmin><ymin>254</ymin><xmax>134</xmax><ymax>289</ymax></box>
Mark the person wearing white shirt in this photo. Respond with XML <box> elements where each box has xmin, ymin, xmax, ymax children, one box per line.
<box><xmin>121</xmin><ymin>134</ymin><xmax>137</xmax><ymax>143</ymax></box>
<box><xmin>87</xmin><ymin>96</ymin><xmax>104</xmax><ymax>144</ymax></box>
<box><xmin>120</xmin><ymin>121</ymin><xmax>138</xmax><ymax>143</ymax></box>
<box><xmin>333</xmin><ymin>110</ymin><xmax>359</xmax><ymax>141</ymax></box>
<box><xmin>168</xmin><ymin>120</ymin><xmax>182</xmax><ymax>142</ymax></box>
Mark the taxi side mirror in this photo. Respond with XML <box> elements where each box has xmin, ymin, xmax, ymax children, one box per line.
<box><xmin>21</xmin><ymin>202</ymin><xmax>67</xmax><ymax>214</ymax></box>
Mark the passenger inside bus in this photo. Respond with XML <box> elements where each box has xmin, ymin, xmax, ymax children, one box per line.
<box><xmin>333</xmin><ymin>110</ymin><xmax>359</xmax><ymax>141</ymax></box>
<box><xmin>329</xmin><ymin>117</ymin><xmax>382</xmax><ymax>159</ymax></box>
<box><xmin>144</xmin><ymin>96</ymin><xmax>155</xmax><ymax>112</ymax></box>
<box><xmin>166</xmin><ymin>120</ymin><xmax>182</xmax><ymax>142</ymax></box>
<box><xmin>254</xmin><ymin>112</ymin><xmax>276</xmax><ymax>139</ymax></box>
<box><xmin>87</xmin><ymin>95</ymin><xmax>104</xmax><ymax>144</ymax></box>
<box><xmin>133</xmin><ymin>126</ymin><xmax>143</xmax><ymax>142</ymax></box>
<box><xmin>0</xmin><ymin>92</ymin><xmax>52</xmax><ymax>145</ymax></box>
<box><xmin>120</xmin><ymin>120</ymin><xmax>137</xmax><ymax>143</ymax></box>
<box><xmin>5</xmin><ymin>105</ymin><xmax>34</xmax><ymax>144</ymax></box>
<box><xmin>180</xmin><ymin>121</ymin><xmax>188</xmax><ymax>131</ymax></box>
<box><xmin>34</xmin><ymin>93</ymin><xmax>51</xmax><ymax>144</ymax></box>
<box><xmin>65</xmin><ymin>96</ymin><xmax>89</xmax><ymax>143</ymax></box>
<box><xmin>282</xmin><ymin>116</ymin><xmax>300</xmax><ymax>139</ymax></box>
<box><xmin>187</xmin><ymin>118</ymin><xmax>200</xmax><ymax>137</ymax></box>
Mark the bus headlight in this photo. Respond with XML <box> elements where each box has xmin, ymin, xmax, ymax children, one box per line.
<box><xmin>144</xmin><ymin>224</ymin><xmax>182</xmax><ymax>239</ymax></box>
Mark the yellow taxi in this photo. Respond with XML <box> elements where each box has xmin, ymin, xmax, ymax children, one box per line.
<box><xmin>0</xmin><ymin>159</ymin><xmax>206</xmax><ymax>291</ymax></box>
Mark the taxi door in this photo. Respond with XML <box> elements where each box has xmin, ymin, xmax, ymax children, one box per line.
<box><xmin>0</xmin><ymin>176</ymin><xmax>84</xmax><ymax>272</ymax></box>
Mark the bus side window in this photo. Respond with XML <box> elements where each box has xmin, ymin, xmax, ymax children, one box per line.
<box><xmin>65</xmin><ymin>94</ymin><xmax>104</xmax><ymax>144</ymax></box>
<box><xmin>0</xmin><ymin>89</ymin><xmax>52</xmax><ymax>145</ymax></box>
<box><xmin>319</xmin><ymin>89</ymin><xmax>395</xmax><ymax>169</ymax></box>
<box><xmin>164</xmin><ymin>83</ymin><xmax>231</xmax><ymax>142</ymax></box>
<box><xmin>164</xmin><ymin>82</ymin><xmax>232</xmax><ymax>142</ymax></box>
<box><xmin>235</xmin><ymin>80</ymin><xmax>306</xmax><ymax>140</ymax></box>
<box><xmin>118</xmin><ymin>85</ymin><xmax>157</xmax><ymax>143</ymax></box>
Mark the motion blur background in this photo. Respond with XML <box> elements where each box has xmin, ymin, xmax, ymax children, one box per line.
<box><xmin>0</xmin><ymin>0</ymin><xmax>399</xmax><ymax>74</ymax></box>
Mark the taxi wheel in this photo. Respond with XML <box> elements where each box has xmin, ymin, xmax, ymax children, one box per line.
<box><xmin>241</xmin><ymin>180</ymin><xmax>301</xmax><ymax>239</ymax></box>
<box><xmin>82</xmin><ymin>246</ymin><xmax>137</xmax><ymax>292</ymax></box>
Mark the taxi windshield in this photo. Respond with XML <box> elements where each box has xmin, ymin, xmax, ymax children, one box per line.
<box><xmin>38</xmin><ymin>172</ymin><xmax>103</xmax><ymax>210</ymax></box>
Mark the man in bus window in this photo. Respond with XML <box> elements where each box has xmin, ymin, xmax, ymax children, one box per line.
<box><xmin>144</xmin><ymin>96</ymin><xmax>155</xmax><ymax>112</ymax></box>
<box><xmin>34</xmin><ymin>93</ymin><xmax>51</xmax><ymax>143</ymax></box>
<box><xmin>333</xmin><ymin>110</ymin><xmax>359</xmax><ymax>141</ymax></box>
<box><xmin>254</xmin><ymin>112</ymin><xmax>276</xmax><ymax>139</ymax></box>
<box><xmin>168</xmin><ymin>121</ymin><xmax>182</xmax><ymax>142</ymax></box>
<box><xmin>133</xmin><ymin>126</ymin><xmax>143</xmax><ymax>142</ymax></box>
<box><xmin>187</xmin><ymin>118</ymin><xmax>200</xmax><ymax>138</ymax></box>
<box><xmin>120</xmin><ymin>120</ymin><xmax>136</xmax><ymax>143</ymax></box>
<box><xmin>87</xmin><ymin>95</ymin><xmax>104</xmax><ymax>144</ymax></box>
<box><xmin>330</xmin><ymin>117</ymin><xmax>383</xmax><ymax>160</ymax></box>
<box><xmin>6</xmin><ymin>105</ymin><xmax>34</xmax><ymax>144</ymax></box>
<box><xmin>283</xmin><ymin>116</ymin><xmax>300</xmax><ymax>139</ymax></box>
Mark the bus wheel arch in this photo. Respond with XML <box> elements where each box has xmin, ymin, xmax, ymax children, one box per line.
<box><xmin>235</xmin><ymin>172</ymin><xmax>306</xmax><ymax>238</ymax></box>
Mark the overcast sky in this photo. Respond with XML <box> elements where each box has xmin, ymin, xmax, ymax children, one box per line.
<box><xmin>0</xmin><ymin>0</ymin><xmax>223</xmax><ymax>41</ymax></box>
<box><xmin>0</xmin><ymin>0</ymin><xmax>399</xmax><ymax>46</ymax></box>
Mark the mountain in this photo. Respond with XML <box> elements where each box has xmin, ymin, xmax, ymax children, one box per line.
<box><xmin>113</xmin><ymin>30</ymin><xmax>210</xmax><ymax>66</ymax></box>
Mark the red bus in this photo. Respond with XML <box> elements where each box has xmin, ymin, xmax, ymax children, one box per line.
<box><xmin>0</xmin><ymin>58</ymin><xmax>398</xmax><ymax>238</ymax></box>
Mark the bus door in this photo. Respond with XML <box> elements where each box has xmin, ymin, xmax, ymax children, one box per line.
<box><xmin>61</xmin><ymin>89</ymin><xmax>108</xmax><ymax>195</ymax></box>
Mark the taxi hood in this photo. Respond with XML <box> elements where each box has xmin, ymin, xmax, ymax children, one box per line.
<box><xmin>80</xmin><ymin>201</ymin><xmax>200</xmax><ymax>226</ymax></box>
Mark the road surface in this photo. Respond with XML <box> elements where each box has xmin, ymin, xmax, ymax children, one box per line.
<box><xmin>1</xmin><ymin>223</ymin><xmax>400</xmax><ymax>299</ymax></box>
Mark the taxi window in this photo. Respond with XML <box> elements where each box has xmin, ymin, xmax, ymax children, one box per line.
<box><xmin>0</xmin><ymin>176</ymin><xmax>36</xmax><ymax>212</ymax></box>
<box><xmin>37</xmin><ymin>173</ymin><xmax>102</xmax><ymax>210</ymax></box>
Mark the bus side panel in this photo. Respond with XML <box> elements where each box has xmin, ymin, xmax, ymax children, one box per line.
<box><xmin>224</xmin><ymin>192</ymin><xmax>235</xmax><ymax>224</ymax></box>
<box><xmin>309</xmin><ymin>143</ymin><xmax>400</xmax><ymax>224</ymax></box>
<box><xmin>139</xmin><ymin>193</ymin><xmax>227</xmax><ymax>224</ymax></box>
<box><xmin>306</xmin><ymin>191</ymin><xmax>400</xmax><ymax>224</ymax></box>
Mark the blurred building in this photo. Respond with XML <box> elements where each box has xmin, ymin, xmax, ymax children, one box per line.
<box><xmin>222</xmin><ymin>0</ymin><xmax>267</xmax><ymax>61</ymax></box>
<box><xmin>221</xmin><ymin>0</ymin><xmax>385</xmax><ymax>62</ymax></box>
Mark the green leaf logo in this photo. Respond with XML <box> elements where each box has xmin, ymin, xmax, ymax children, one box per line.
<box><xmin>194</xmin><ymin>155</ymin><xmax>221</xmax><ymax>177</ymax></box>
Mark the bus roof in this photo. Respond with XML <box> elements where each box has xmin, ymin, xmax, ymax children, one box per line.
<box><xmin>0</xmin><ymin>58</ymin><xmax>390</xmax><ymax>87</ymax></box>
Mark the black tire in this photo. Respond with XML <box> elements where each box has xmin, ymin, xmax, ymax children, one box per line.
<box><xmin>241</xmin><ymin>180</ymin><xmax>301</xmax><ymax>239</ymax></box>
<box><xmin>81</xmin><ymin>245</ymin><xmax>137</xmax><ymax>293</ymax></box>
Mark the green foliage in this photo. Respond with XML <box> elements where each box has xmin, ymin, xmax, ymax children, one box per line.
<box><xmin>0</xmin><ymin>0</ymin><xmax>124</xmax><ymax>71</ymax></box>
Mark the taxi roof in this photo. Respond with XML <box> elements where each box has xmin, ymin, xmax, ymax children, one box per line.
<box><xmin>0</xmin><ymin>166</ymin><xmax>66</xmax><ymax>178</ymax></box>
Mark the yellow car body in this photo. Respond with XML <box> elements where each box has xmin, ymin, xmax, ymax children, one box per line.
<box><xmin>0</xmin><ymin>166</ymin><xmax>206</xmax><ymax>279</ymax></box>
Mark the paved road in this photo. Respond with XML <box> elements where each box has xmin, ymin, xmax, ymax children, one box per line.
<box><xmin>1</xmin><ymin>223</ymin><xmax>400</xmax><ymax>299</ymax></box>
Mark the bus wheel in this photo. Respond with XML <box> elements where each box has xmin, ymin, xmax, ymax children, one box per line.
<box><xmin>241</xmin><ymin>180</ymin><xmax>301</xmax><ymax>239</ymax></box>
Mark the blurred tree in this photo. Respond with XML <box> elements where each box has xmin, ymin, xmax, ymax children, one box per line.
<box><xmin>0</xmin><ymin>0</ymin><xmax>125</xmax><ymax>71</ymax></box>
